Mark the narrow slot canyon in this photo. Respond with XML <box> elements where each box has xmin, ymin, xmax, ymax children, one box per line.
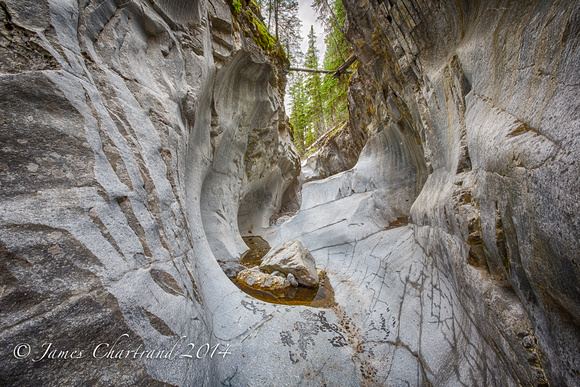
<box><xmin>0</xmin><ymin>0</ymin><xmax>578</xmax><ymax>386</ymax></box>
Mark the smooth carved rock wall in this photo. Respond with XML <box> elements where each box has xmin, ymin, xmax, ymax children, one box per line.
<box><xmin>0</xmin><ymin>0</ymin><xmax>299</xmax><ymax>384</ymax></box>
<box><xmin>300</xmin><ymin>121</ymin><xmax>368</xmax><ymax>182</ymax></box>
<box><xmin>342</xmin><ymin>0</ymin><xmax>579</xmax><ymax>385</ymax></box>
<box><xmin>1</xmin><ymin>0</ymin><xmax>578</xmax><ymax>385</ymax></box>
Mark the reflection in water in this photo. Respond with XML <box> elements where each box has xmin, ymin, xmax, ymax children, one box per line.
<box><xmin>232</xmin><ymin>236</ymin><xmax>336</xmax><ymax>308</ymax></box>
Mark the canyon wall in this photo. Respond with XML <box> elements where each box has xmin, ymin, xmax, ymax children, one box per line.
<box><xmin>0</xmin><ymin>0</ymin><xmax>578</xmax><ymax>385</ymax></box>
<box><xmin>342</xmin><ymin>0</ymin><xmax>580</xmax><ymax>385</ymax></box>
<box><xmin>300</xmin><ymin>120</ymin><xmax>368</xmax><ymax>182</ymax></box>
<box><xmin>0</xmin><ymin>0</ymin><xmax>299</xmax><ymax>384</ymax></box>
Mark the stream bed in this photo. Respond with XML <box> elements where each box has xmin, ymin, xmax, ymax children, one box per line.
<box><xmin>232</xmin><ymin>236</ymin><xmax>336</xmax><ymax>308</ymax></box>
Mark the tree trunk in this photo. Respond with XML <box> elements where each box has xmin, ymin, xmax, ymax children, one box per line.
<box><xmin>288</xmin><ymin>67</ymin><xmax>335</xmax><ymax>74</ymax></box>
<box><xmin>274</xmin><ymin>0</ymin><xmax>279</xmax><ymax>41</ymax></box>
<box><xmin>267</xmin><ymin>0</ymin><xmax>272</xmax><ymax>30</ymax></box>
<box><xmin>332</xmin><ymin>53</ymin><xmax>357</xmax><ymax>79</ymax></box>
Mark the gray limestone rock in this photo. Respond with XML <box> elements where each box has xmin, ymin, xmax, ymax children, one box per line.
<box><xmin>219</xmin><ymin>261</ymin><xmax>247</xmax><ymax>279</ymax></box>
<box><xmin>300</xmin><ymin>121</ymin><xmax>368</xmax><ymax>182</ymax></box>
<box><xmin>0</xmin><ymin>0</ymin><xmax>578</xmax><ymax>385</ymax></box>
<box><xmin>260</xmin><ymin>240</ymin><xmax>318</xmax><ymax>287</ymax></box>
<box><xmin>339</xmin><ymin>0</ymin><xmax>580</xmax><ymax>385</ymax></box>
<box><xmin>286</xmin><ymin>273</ymin><xmax>299</xmax><ymax>287</ymax></box>
<box><xmin>0</xmin><ymin>0</ymin><xmax>300</xmax><ymax>384</ymax></box>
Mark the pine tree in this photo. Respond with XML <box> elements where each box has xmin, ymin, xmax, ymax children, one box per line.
<box><xmin>315</xmin><ymin>0</ymin><xmax>352</xmax><ymax>129</ymax></box>
<box><xmin>289</xmin><ymin>71</ymin><xmax>309</xmax><ymax>153</ymax></box>
<box><xmin>277</xmin><ymin>0</ymin><xmax>302</xmax><ymax>64</ymax></box>
<box><xmin>258</xmin><ymin>0</ymin><xmax>302</xmax><ymax>65</ymax></box>
<box><xmin>304</xmin><ymin>25</ymin><xmax>325</xmax><ymax>139</ymax></box>
<box><xmin>260</xmin><ymin>0</ymin><xmax>352</xmax><ymax>154</ymax></box>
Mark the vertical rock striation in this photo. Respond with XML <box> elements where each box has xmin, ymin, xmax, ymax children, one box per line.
<box><xmin>341</xmin><ymin>0</ymin><xmax>580</xmax><ymax>385</ymax></box>
<box><xmin>0</xmin><ymin>0</ymin><xmax>299</xmax><ymax>384</ymax></box>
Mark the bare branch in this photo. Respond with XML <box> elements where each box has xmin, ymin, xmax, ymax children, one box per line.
<box><xmin>331</xmin><ymin>53</ymin><xmax>357</xmax><ymax>79</ymax></box>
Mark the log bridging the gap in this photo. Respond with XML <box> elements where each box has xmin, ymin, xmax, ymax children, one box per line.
<box><xmin>288</xmin><ymin>54</ymin><xmax>357</xmax><ymax>79</ymax></box>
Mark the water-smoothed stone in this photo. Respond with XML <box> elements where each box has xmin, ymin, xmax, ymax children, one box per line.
<box><xmin>287</xmin><ymin>273</ymin><xmax>299</xmax><ymax>287</ymax></box>
<box><xmin>339</xmin><ymin>0</ymin><xmax>580</xmax><ymax>385</ymax></box>
<box><xmin>236</xmin><ymin>267</ymin><xmax>291</xmax><ymax>291</ymax></box>
<box><xmin>0</xmin><ymin>0</ymin><xmax>299</xmax><ymax>384</ymax></box>
<box><xmin>219</xmin><ymin>261</ymin><xmax>247</xmax><ymax>278</ymax></box>
<box><xmin>260</xmin><ymin>240</ymin><xmax>318</xmax><ymax>287</ymax></box>
<box><xmin>0</xmin><ymin>0</ymin><xmax>578</xmax><ymax>385</ymax></box>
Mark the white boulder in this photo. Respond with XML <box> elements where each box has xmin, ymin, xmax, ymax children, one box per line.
<box><xmin>260</xmin><ymin>240</ymin><xmax>319</xmax><ymax>287</ymax></box>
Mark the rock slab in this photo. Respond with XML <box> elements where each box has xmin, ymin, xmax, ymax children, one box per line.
<box><xmin>260</xmin><ymin>240</ymin><xmax>318</xmax><ymax>287</ymax></box>
<box><xmin>237</xmin><ymin>267</ymin><xmax>291</xmax><ymax>291</ymax></box>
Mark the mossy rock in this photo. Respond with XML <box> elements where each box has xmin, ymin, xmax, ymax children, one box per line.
<box><xmin>231</xmin><ymin>0</ymin><xmax>242</xmax><ymax>16</ymax></box>
<box><xmin>226</xmin><ymin>0</ymin><xmax>288</xmax><ymax>65</ymax></box>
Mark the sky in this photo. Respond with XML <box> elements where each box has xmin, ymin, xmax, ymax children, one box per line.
<box><xmin>297</xmin><ymin>0</ymin><xmax>326</xmax><ymax>61</ymax></box>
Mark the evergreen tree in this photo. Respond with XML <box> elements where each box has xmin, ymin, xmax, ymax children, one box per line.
<box><xmin>316</xmin><ymin>0</ymin><xmax>352</xmax><ymax>129</ymax></box>
<box><xmin>288</xmin><ymin>71</ymin><xmax>308</xmax><ymax>152</ymax></box>
<box><xmin>277</xmin><ymin>0</ymin><xmax>302</xmax><ymax>64</ymax></box>
<box><xmin>257</xmin><ymin>0</ymin><xmax>302</xmax><ymax>65</ymax></box>
<box><xmin>268</xmin><ymin>0</ymin><xmax>353</xmax><ymax>154</ymax></box>
<box><xmin>304</xmin><ymin>25</ymin><xmax>326</xmax><ymax>138</ymax></box>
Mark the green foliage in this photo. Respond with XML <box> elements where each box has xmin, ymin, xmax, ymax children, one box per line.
<box><xmin>288</xmin><ymin>26</ymin><xmax>325</xmax><ymax>153</ymax></box>
<box><xmin>232</xmin><ymin>0</ymin><xmax>242</xmax><ymax>16</ymax></box>
<box><xmin>304</xmin><ymin>26</ymin><xmax>326</xmax><ymax>137</ymax></box>
<box><xmin>246</xmin><ymin>9</ymin><xmax>275</xmax><ymax>51</ymax></box>
<box><xmin>288</xmin><ymin>71</ymin><xmax>308</xmax><ymax>152</ymax></box>
<box><xmin>304</xmin><ymin>145</ymin><xmax>318</xmax><ymax>156</ymax></box>
<box><xmin>249</xmin><ymin>0</ymin><xmax>261</xmax><ymax>10</ymax></box>
<box><xmin>287</xmin><ymin>0</ymin><xmax>353</xmax><ymax>155</ymax></box>
<box><xmin>254</xmin><ymin>0</ymin><xmax>302</xmax><ymax>66</ymax></box>
<box><xmin>277</xmin><ymin>0</ymin><xmax>302</xmax><ymax>65</ymax></box>
<box><xmin>226</xmin><ymin>0</ymin><xmax>287</xmax><ymax>63</ymax></box>
<box><xmin>304</xmin><ymin>128</ymin><xmax>317</xmax><ymax>147</ymax></box>
<box><xmin>319</xmin><ymin>0</ymin><xmax>351</xmax><ymax>129</ymax></box>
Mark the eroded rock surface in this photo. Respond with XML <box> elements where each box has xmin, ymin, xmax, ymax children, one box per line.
<box><xmin>0</xmin><ymin>0</ymin><xmax>578</xmax><ymax>386</ymax></box>
<box><xmin>219</xmin><ymin>261</ymin><xmax>247</xmax><ymax>278</ymax></box>
<box><xmin>0</xmin><ymin>0</ymin><xmax>301</xmax><ymax>384</ymax></box>
<box><xmin>337</xmin><ymin>0</ymin><xmax>580</xmax><ymax>385</ymax></box>
<box><xmin>260</xmin><ymin>239</ymin><xmax>318</xmax><ymax>287</ymax></box>
<box><xmin>237</xmin><ymin>267</ymin><xmax>291</xmax><ymax>291</ymax></box>
<box><xmin>300</xmin><ymin>121</ymin><xmax>368</xmax><ymax>182</ymax></box>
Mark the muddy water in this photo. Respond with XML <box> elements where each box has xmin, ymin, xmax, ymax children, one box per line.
<box><xmin>240</xmin><ymin>236</ymin><xmax>270</xmax><ymax>267</ymax></box>
<box><xmin>233</xmin><ymin>236</ymin><xmax>336</xmax><ymax>308</ymax></box>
